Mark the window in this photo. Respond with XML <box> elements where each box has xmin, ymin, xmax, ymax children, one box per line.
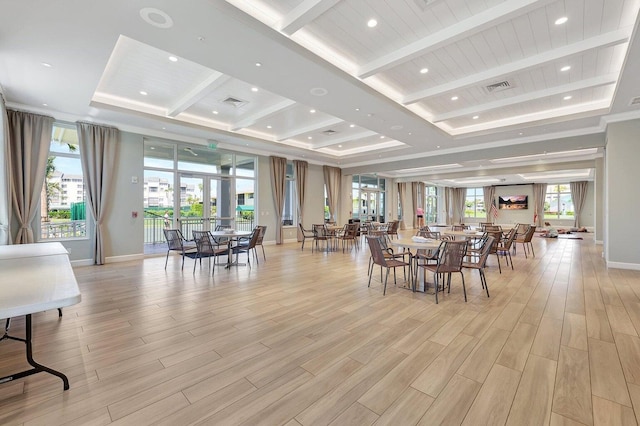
<box><xmin>425</xmin><ymin>186</ymin><xmax>438</xmax><ymax>224</ymax></box>
<box><xmin>545</xmin><ymin>184</ymin><xmax>574</xmax><ymax>219</ymax></box>
<box><xmin>465</xmin><ymin>187</ymin><xmax>486</xmax><ymax>219</ymax></box>
<box><xmin>41</xmin><ymin>124</ymin><xmax>86</xmax><ymax>240</ymax></box>
<box><xmin>282</xmin><ymin>162</ymin><xmax>295</xmax><ymax>226</ymax></box>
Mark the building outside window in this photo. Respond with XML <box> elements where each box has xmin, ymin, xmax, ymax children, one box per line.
<box><xmin>545</xmin><ymin>184</ymin><xmax>574</xmax><ymax>219</ymax></box>
<box><xmin>40</xmin><ymin>124</ymin><xmax>86</xmax><ymax>240</ymax></box>
<box><xmin>465</xmin><ymin>187</ymin><xmax>486</xmax><ymax>219</ymax></box>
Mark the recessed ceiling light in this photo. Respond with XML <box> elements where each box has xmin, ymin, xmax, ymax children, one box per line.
<box><xmin>349</xmin><ymin>124</ymin><xmax>355</xmax><ymax>128</ymax></box>
<box><xmin>251</xmin><ymin>87</ymin><xmax>258</xmax><ymax>92</ymax></box>
<box><xmin>451</xmin><ymin>96</ymin><xmax>459</xmax><ymax>101</ymax></box>
<box><xmin>561</xmin><ymin>65</ymin><xmax>571</xmax><ymax>72</ymax></box>
<box><xmin>150</xmin><ymin>147</ymin><xmax>155</xmax><ymax>150</ymax></box>
<box><xmin>338</xmin><ymin>145</ymin><xmax>342</xmax><ymax>148</ymax></box>
<box><xmin>162</xmin><ymin>127</ymin><xmax>166</xmax><ymax>130</ymax></box>
<box><xmin>308</xmin><ymin>136</ymin><xmax>313</xmax><ymax>140</ymax></box>
<box><xmin>408</xmin><ymin>132</ymin><xmax>412</xmax><ymax>135</ymax></box>
<box><xmin>380</xmin><ymin>136</ymin><xmax>385</xmax><ymax>139</ymax></box>
<box><xmin>168</xmin><ymin>56</ymin><xmax>178</xmax><ymax>62</ymax></box>
<box><xmin>436</xmin><ymin>145</ymin><xmax>440</xmax><ymax>148</ymax></box>
<box><xmin>41</xmin><ymin>62</ymin><xmax>52</xmax><ymax>68</ymax></box>
<box><xmin>420</xmin><ymin>68</ymin><xmax>429</xmax><ymax>74</ymax></box>
<box><xmin>519</xmin><ymin>132</ymin><xmax>523</xmax><ymax>135</ymax></box>
<box><xmin>267</xmin><ymin>125</ymin><xmax>272</xmax><ymax>129</ymax></box>
<box><xmin>139</xmin><ymin>7</ymin><xmax>174</xmax><ymax>29</ymax></box>
<box><xmin>309</xmin><ymin>109</ymin><xmax>316</xmax><ymax>113</ymax></box>
<box><xmin>563</xmin><ymin>95</ymin><xmax>572</xmax><ymax>100</ymax></box>
<box><xmin>355</xmin><ymin>108</ymin><xmax>360</xmax><ymax>111</ymax></box>
<box><xmin>555</xmin><ymin>16</ymin><xmax>568</xmax><ymax>25</ymax></box>
<box><xmin>212</xmin><ymin>110</ymin><xmax>219</xmax><ymax>115</ymax></box>
<box><xmin>255</xmin><ymin>62</ymin><xmax>262</xmax><ymax>67</ymax></box>
<box><xmin>472</xmin><ymin>115</ymin><xmax>479</xmax><ymax>119</ymax></box>
<box><xmin>367</xmin><ymin>19</ymin><xmax>378</xmax><ymax>28</ymax></box>
<box><xmin>42</xmin><ymin>103</ymin><xmax>48</xmax><ymax>107</ymax></box>
<box><xmin>139</xmin><ymin>91</ymin><xmax>148</xmax><ymax>96</ymax></box>
<box><xmin>310</xmin><ymin>87</ymin><xmax>328</xmax><ymax>96</ymax></box>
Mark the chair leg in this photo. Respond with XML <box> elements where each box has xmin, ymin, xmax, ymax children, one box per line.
<box><xmin>496</xmin><ymin>253</ymin><xmax>502</xmax><ymax>273</ymax></box>
<box><xmin>384</xmin><ymin>268</ymin><xmax>390</xmax><ymax>295</ymax></box>
<box><xmin>261</xmin><ymin>245</ymin><xmax>266</xmax><ymax>261</ymax></box>
<box><xmin>460</xmin><ymin>272</ymin><xmax>467</xmax><ymax>302</ymax></box>
<box><xmin>165</xmin><ymin>251</ymin><xmax>170</xmax><ymax>269</ymax></box>
<box><xmin>481</xmin><ymin>269</ymin><xmax>489</xmax><ymax>297</ymax></box>
<box><xmin>529</xmin><ymin>242</ymin><xmax>535</xmax><ymax>257</ymax></box>
<box><xmin>508</xmin><ymin>251</ymin><xmax>514</xmax><ymax>270</ymax></box>
<box><xmin>434</xmin><ymin>273</ymin><xmax>439</xmax><ymax>304</ymax></box>
<box><xmin>368</xmin><ymin>269</ymin><xmax>373</xmax><ymax>288</ymax></box>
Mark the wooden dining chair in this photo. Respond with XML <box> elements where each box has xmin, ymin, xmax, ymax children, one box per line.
<box><xmin>513</xmin><ymin>225</ymin><xmax>536</xmax><ymax>258</ymax></box>
<box><xmin>163</xmin><ymin>228</ymin><xmax>197</xmax><ymax>270</ymax></box>
<box><xmin>192</xmin><ymin>230</ymin><xmax>228</xmax><ymax>275</ymax></box>
<box><xmin>419</xmin><ymin>240</ymin><xmax>468</xmax><ymax>304</ymax></box>
<box><xmin>462</xmin><ymin>236</ymin><xmax>495</xmax><ymax>298</ymax></box>
<box><xmin>298</xmin><ymin>223</ymin><xmax>315</xmax><ymax>251</ymax></box>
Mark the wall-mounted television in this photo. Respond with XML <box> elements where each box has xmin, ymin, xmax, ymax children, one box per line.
<box><xmin>498</xmin><ymin>195</ymin><xmax>528</xmax><ymax>210</ymax></box>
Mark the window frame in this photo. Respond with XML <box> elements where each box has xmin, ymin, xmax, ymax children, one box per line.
<box><xmin>464</xmin><ymin>187</ymin><xmax>486</xmax><ymax>219</ymax></box>
<box><xmin>544</xmin><ymin>184</ymin><xmax>574</xmax><ymax>220</ymax></box>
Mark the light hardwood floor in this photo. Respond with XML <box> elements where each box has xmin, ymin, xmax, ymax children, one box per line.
<box><xmin>1</xmin><ymin>232</ymin><xmax>640</xmax><ymax>425</ymax></box>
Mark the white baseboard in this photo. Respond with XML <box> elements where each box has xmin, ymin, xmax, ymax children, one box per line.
<box><xmin>606</xmin><ymin>261</ymin><xmax>640</xmax><ymax>271</ymax></box>
<box><xmin>70</xmin><ymin>259</ymin><xmax>95</xmax><ymax>267</ymax></box>
<box><xmin>105</xmin><ymin>253</ymin><xmax>145</xmax><ymax>264</ymax></box>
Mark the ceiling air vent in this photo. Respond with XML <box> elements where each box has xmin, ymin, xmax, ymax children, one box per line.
<box><xmin>221</xmin><ymin>96</ymin><xmax>248</xmax><ymax>108</ymax></box>
<box><xmin>484</xmin><ymin>80</ymin><xmax>513</xmax><ymax>94</ymax></box>
<box><xmin>414</xmin><ymin>0</ymin><xmax>441</xmax><ymax>10</ymax></box>
<box><xmin>629</xmin><ymin>96</ymin><xmax>640</xmax><ymax>106</ymax></box>
<box><xmin>322</xmin><ymin>129</ymin><xmax>338</xmax><ymax>136</ymax></box>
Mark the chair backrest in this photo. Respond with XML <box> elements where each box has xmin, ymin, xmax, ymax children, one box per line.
<box><xmin>164</xmin><ymin>229</ymin><xmax>186</xmax><ymax>250</ymax></box>
<box><xmin>418</xmin><ymin>225</ymin><xmax>431</xmax><ymax>234</ymax></box>
<box><xmin>256</xmin><ymin>225</ymin><xmax>267</xmax><ymax>244</ymax></box>
<box><xmin>435</xmin><ymin>240</ymin><xmax>467</xmax><ymax>273</ymax></box>
<box><xmin>501</xmin><ymin>227</ymin><xmax>517</xmax><ymax>250</ymax></box>
<box><xmin>451</xmin><ymin>224</ymin><xmax>467</xmax><ymax>231</ymax></box>
<box><xmin>299</xmin><ymin>223</ymin><xmax>311</xmax><ymax>235</ymax></box>
<box><xmin>418</xmin><ymin>230</ymin><xmax>441</xmax><ymax>239</ymax></box>
<box><xmin>366</xmin><ymin>236</ymin><xmax>389</xmax><ymax>267</ymax></box>
<box><xmin>484</xmin><ymin>225</ymin><xmax>502</xmax><ymax>232</ymax></box>
<box><xmin>313</xmin><ymin>224</ymin><xmax>328</xmax><ymax>237</ymax></box>
<box><xmin>192</xmin><ymin>230</ymin><xmax>214</xmax><ymax>254</ymax></box>
<box><xmin>345</xmin><ymin>223</ymin><xmax>358</xmax><ymax>238</ymax></box>
<box><xmin>486</xmin><ymin>230</ymin><xmax>503</xmax><ymax>254</ymax></box>
<box><xmin>523</xmin><ymin>225</ymin><xmax>536</xmax><ymax>242</ymax></box>
<box><xmin>245</xmin><ymin>227</ymin><xmax>261</xmax><ymax>249</ymax></box>
<box><xmin>516</xmin><ymin>223</ymin><xmax>528</xmax><ymax>235</ymax></box>
<box><xmin>476</xmin><ymin>236</ymin><xmax>496</xmax><ymax>267</ymax></box>
<box><xmin>387</xmin><ymin>221</ymin><xmax>399</xmax><ymax>234</ymax></box>
<box><xmin>480</xmin><ymin>222</ymin><xmax>493</xmax><ymax>230</ymax></box>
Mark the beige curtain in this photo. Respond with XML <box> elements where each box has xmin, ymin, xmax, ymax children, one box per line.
<box><xmin>532</xmin><ymin>183</ymin><xmax>547</xmax><ymax>227</ymax></box>
<box><xmin>77</xmin><ymin>122</ymin><xmax>119</xmax><ymax>264</ymax></box>
<box><xmin>411</xmin><ymin>182</ymin><xmax>419</xmax><ymax>228</ymax></box>
<box><xmin>397</xmin><ymin>182</ymin><xmax>407</xmax><ymax>230</ymax></box>
<box><xmin>270</xmin><ymin>156</ymin><xmax>287</xmax><ymax>244</ymax></box>
<box><xmin>570</xmin><ymin>181</ymin><xmax>588</xmax><ymax>227</ymax></box>
<box><xmin>444</xmin><ymin>187</ymin><xmax>452</xmax><ymax>225</ymax></box>
<box><xmin>0</xmin><ymin>95</ymin><xmax>11</xmax><ymax>245</ymax></box>
<box><xmin>323</xmin><ymin>165</ymin><xmax>341</xmax><ymax>222</ymax></box>
<box><xmin>294</xmin><ymin>160</ymin><xmax>308</xmax><ymax>241</ymax></box>
<box><xmin>453</xmin><ymin>187</ymin><xmax>467</xmax><ymax>224</ymax></box>
<box><xmin>483</xmin><ymin>186</ymin><xmax>496</xmax><ymax>222</ymax></box>
<box><xmin>8</xmin><ymin>110</ymin><xmax>53</xmax><ymax>244</ymax></box>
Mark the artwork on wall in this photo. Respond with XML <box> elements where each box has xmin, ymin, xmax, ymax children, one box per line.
<box><xmin>498</xmin><ymin>195</ymin><xmax>528</xmax><ymax>210</ymax></box>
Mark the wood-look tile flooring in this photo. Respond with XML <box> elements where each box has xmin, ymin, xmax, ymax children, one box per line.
<box><xmin>1</xmin><ymin>233</ymin><xmax>640</xmax><ymax>425</ymax></box>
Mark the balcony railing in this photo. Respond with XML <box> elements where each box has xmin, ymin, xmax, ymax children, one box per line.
<box><xmin>143</xmin><ymin>212</ymin><xmax>255</xmax><ymax>245</ymax></box>
<box><xmin>41</xmin><ymin>220</ymin><xmax>86</xmax><ymax>239</ymax></box>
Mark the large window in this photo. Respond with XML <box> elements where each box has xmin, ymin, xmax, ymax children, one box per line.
<box><xmin>545</xmin><ymin>184</ymin><xmax>574</xmax><ymax>219</ymax></box>
<box><xmin>425</xmin><ymin>186</ymin><xmax>438</xmax><ymax>224</ymax></box>
<box><xmin>41</xmin><ymin>124</ymin><xmax>86</xmax><ymax>240</ymax></box>
<box><xmin>282</xmin><ymin>162</ymin><xmax>295</xmax><ymax>226</ymax></box>
<box><xmin>465</xmin><ymin>187</ymin><xmax>486</xmax><ymax>219</ymax></box>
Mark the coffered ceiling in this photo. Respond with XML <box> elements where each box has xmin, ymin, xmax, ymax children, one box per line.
<box><xmin>1</xmin><ymin>0</ymin><xmax>640</xmax><ymax>184</ymax></box>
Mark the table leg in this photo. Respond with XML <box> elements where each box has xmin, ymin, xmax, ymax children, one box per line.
<box><xmin>0</xmin><ymin>314</ymin><xmax>70</xmax><ymax>390</ymax></box>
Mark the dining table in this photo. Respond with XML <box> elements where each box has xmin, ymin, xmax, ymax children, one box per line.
<box><xmin>443</xmin><ymin>230</ymin><xmax>484</xmax><ymax>239</ymax></box>
<box><xmin>390</xmin><ymin>237</ymin><xmax>442</xmax><ymax>292</ymax></box>
<box><xmin>210</xmin><ymin>229</ymin><xmax>253</xmax><ymax>267</ymax></box>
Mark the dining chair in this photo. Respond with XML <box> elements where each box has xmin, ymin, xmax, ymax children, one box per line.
<box><xmin>386</xmin><ymin>220</ymin><xmax>399</xmax><ymax>239</ymax></box>
<box><xmin>312</xmin><ymin>224</ymin><xmax>331</xmax><ymax>253</ymax></box>
<box><xmin>366</xmin><ymin>236</ymin><xmax>410</xmax><ymax>295</ymax></box>
<box><xmin>298</xmin><ymin>223</ymin><xmax>315</xmax><ymax>251</ymax></box>
<box><xmin>451</xmin><ymin>224</ymin><xmax>467</xmax><ymax>231</ymax></box>
<box><xmin>192</xmin><ymin>230</ymin><xmax>228</xmax><ymax>275</ymax></box>
<box><xmin>336</xmin><ymin>223</ymin><xmax>358</xmax><ymax>252</ymax></box>
<box><xmin>163</xmin><ymin>228</ymin><xmax>197</xmax><ymax>270</ymax></box>
<box><xmin>462</xmin><ymin>235</ymin><xmax>495</xmax><ymax>298</ymax></box>
<box><xmin>485</xmin><ymin>230</ymin><xmax>504</xmax><ymax>273</ymax></box>
<box><xmin>255</xmin><ymin>225</ymin><xmax>267</xmax><ymax>261</ymax></box>
<box><xmin>513</xmin><ymin>225</ymin><xmax>536</xmax><ymax>258</ymax></box>
<box><xmin>496</xmin><ymin>227</ymin><xmax>517</xmax><ymax>270</ymax></box>
<box><xmin>232</xmin><ymin>227</ymin><xmax>261</xmax><ymax>267</ymax></box>
<box><xmin>419</xmin><ymin>240</ymin><xmax>468</xmax><ymax>304</ymax></box>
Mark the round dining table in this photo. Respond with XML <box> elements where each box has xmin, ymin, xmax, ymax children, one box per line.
<box><xmin>390</xmin><ymin>237</ymin><xmax>442</xmax><ymax>292</ymax></box>
<box><xmin>210</xmin><ymin>229</ymin><xmax>253</xmax><ymax>267</ymax></box>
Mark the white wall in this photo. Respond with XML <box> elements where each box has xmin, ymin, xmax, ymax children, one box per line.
<box><xmin>605</xmin><ymin>119</ymin><xmax>640</xmax><ymax>268</ymax></box>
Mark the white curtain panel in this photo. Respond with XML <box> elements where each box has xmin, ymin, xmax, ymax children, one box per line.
<box><xmin>532</xmin><ymin>183</ymin><xmax>547</xmax><ymax>227</ymax></box>
<box><xmin>453</xmin><ymin>187</ymin><xmax>467</xmax><ymax>224</ymax></box>
<box><xmin>270</xmin><ymin>156</ymin><xmax>287</xmax><ymax>244</ymax></box>
<box><xmin>483</xmin><ymin>186</ymin><xmax>496</xmax><ymax>223</ymax></box>
<box><xmin>294</xmin><ymin>160</ymin><xmax>308</xmax><ymax>241</ymax></box>
<box><xmin>323</xmin><ymin>165</ymin><xmax>341</xmax><ymax>222</ymax></box>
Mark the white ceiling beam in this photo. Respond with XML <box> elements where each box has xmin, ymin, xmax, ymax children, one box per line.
<box><xmin>310</xmin><ymin>130</ymin><xmax>377</xmax><ymax>148</ymax></box>
<box><xmin>231</xmin><ymin>99</ymin><xmax>296</xmax><ymax>130</ymax></box>
<box><xmin>357</xmin><ymin>0</ymin><xmax>554</xmax><ymax>79</ymax></box>
<box><xmin>278</xmin><ymin>0</ymin><xmax>342</xmax><ymax>35</ymax></box>
<box><xmin>432</xmin><ymin>73</ymin><xmax>618</xmax><ymax>123</ymax></box>
<box><xmin>404</xmin><ymin>29</ymin><xmax>629</xmax><ymax>104</ymax></box>
<box><xmin>166</xmin><ymin>72</ymin><xmax>230</xmax><ymax>117</ymax></box>
<box><xmin>276</xmin><ymin>117</ymin><xmax>343</xmax><ymax>141</ymax></box>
